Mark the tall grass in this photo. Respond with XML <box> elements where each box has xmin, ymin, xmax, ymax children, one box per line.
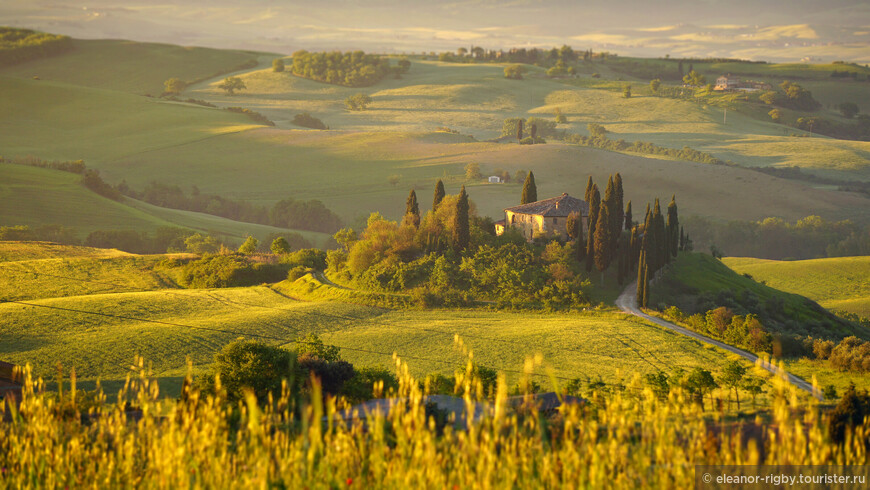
<box><xmin>1</xmin><ymin>356</ymin><xmax>866</xmax><ymax>487</ymax></box>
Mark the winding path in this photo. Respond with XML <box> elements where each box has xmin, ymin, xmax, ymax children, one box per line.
<box><xmin>616</xmin><ymin>283</ymin><xmax>823</xmax><ymax>400</ymax></box>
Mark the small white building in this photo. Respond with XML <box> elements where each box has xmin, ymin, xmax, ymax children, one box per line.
<box><xmin>488</xmin><ymin>175</ymin><xmax>502</xmax><ymax>183</ymax></box>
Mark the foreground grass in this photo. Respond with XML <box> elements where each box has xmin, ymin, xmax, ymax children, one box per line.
<box><xmin>723</xmin><ymin>256</ymin><xmax>870</xmax><ymax>317</ymax></box>
<box><xmin>0</xmin><ymin>360</ymin><xmax>864</xmax><ymax>488</ymax></box>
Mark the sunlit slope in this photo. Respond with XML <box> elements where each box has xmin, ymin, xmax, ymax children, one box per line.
<box><xmin>723</xmin><ymin>256</ymin><xmax>870</xmax><ymax>317</ymax></box>
<box><xmin>0</xmin><ymin>241</ymin><xmax>130</xmax><ymax>262</ymax></box>
<box><xmin>0</xmin><ymin>284</ymin><xmax>730</xmax><ymax>386</ymax></box>
<box><xmin>0</xmin><ymin>76</ymin><xmax>264</xmax><ymax>163</ymax></box>
<box><xmin>0</xmin><ymin>248</ymin><xmax>179</xmax><ymax>302</ymax></box>
<box><xmin>103</xmin><ymin>129</ymin><xmax>869</xmax><ymax>225</ymax></box>
<box><xmin>0</xmin><ymin>38</ymin><xmax>260</xmax><ymax>95</ymax></box>
<box><xmin>0</xmin><ymin>164</ymin><xmax>330</xmax><ymax>245</ymax></box>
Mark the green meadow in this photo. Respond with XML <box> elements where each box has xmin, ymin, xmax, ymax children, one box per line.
<box><xmin>723</xmin><ymin>256</ymin><xmax>870</xmax><ymax>317</ymax></box>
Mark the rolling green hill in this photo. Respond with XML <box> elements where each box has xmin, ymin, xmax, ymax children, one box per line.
<box><xmin>0</xmin><ymin>41</ymin><xmax>867</xmax><ymax>232</ymax></box>
<box><xmin>0</xmin><ymin>164</ymin><xmax>331</xmax><ymax>246</ymax></box>
<box><xmin>652</xmin><ymin>252</ymin><xmax>867</xmax><ymax>340</ymax></box>
<box><xmin>723</xmin><ymin>256</ymin><xmax>870</xmax><ymax>317</ymax></box>
<box><xmin>0</xmin><ymin>38</ymin><xmax>261</xmax><ymax>95</ymax></box>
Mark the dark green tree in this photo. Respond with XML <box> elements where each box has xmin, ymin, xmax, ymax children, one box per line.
<box><xmin>433</xmin><ymin>179</ymin><xmax>446</xmax><ymax>210</ymax></box>
<box><xmin>452</xmin><ymin>186</ymin><xmax>470</xmax><ymax>253</ymax></box>
<box><xmin>613</xmin><ymin>173</ymin><xmax>624</xmax><ymax>235</ymax></box>
<box><xmin>238</xmin><ymin>235</ymin><xmax>259</xmax><ymax>254</ymax></box>
<box><xmin>641</xmin><ymin>263</ymin><xmax>650</xmax><ymax>308</ymax></box>
<box><xmin>584</xmin><ymin>176</ymin><xmax>595</xmax><ymax>204</ymax></box>
<box><xmin>573</xmin><ymin>212</ymin><xmax>586</xmax><ymax>263</ymax></box>
<box><xmin>636</xmin><ymin>248</ymin><xmax>646</xmax><ymax>305</ymax></box>
<box><xmin>566</xmin><ymin>211</ymin><xmax>580</xmax><ymax>241</ymax></box>
<box><xmin>530</xmin><ymin>123</ymin><xmax>537</xmax><ymax>139</ymax></box>
<box><xmin>594</xmin><ymin>203</ymin><xmax>612</xmax><ymax>281</ymax></box>
<box><xmin>521</xmin><ymin>171</ymin><xmax>537</xmax><ymax>204</ymax></box>
<box><xmin>195</xmin><ymin>340</ymin><xmax>299</xmax><ymax>403</ymax></box>
<box><xmin>405</xmin><ymin>189</ymin><xmax>420</xmax><ymax>228</ymax></box>
<box><xmin>272</xmin><ymin>58</ymin><xmax>285</xmax><ymax>72</ymax></box>
<box><xmin>624</xmin><ymin>200</ymin><xmax>632</xmax><ymax>231</ymax></box>
<box><xmin>218</xmin><ymin>76</ymin><xmax>246</xmax><ymax>95</ymax></box>
<box><xmin>667</xmin><ymin>195</ymin><xmax>679</xmax><ymax>259</ymax></box>
<box><xmin>585</xmin><ymin>185</ymin><xmax>600</xmax><ymax>272</ymax></box>
<box><xmin>838</xmin><ymin>102</ymin><xmax>859</xmax><ymax>119</ymax></box>
<box><xmin>164</xmin><ymin>77</ymin><xmax>185</xmax><ymax>95</ymax></box>
<box><xmin>517</xmin><ymin>119</ymin><xmax>524</xmax><ymax>141</ymax></box>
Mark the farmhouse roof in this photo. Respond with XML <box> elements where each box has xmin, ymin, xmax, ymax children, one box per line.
<box><xmin>504</xmin><ymin>193</ymin><xmax>588</xmax><ymax>217</ymax></box>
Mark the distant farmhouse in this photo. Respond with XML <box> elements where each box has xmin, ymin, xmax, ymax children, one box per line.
<box><xmin>714</xmin><ymin>74</ymin><xmax>772</xmax><ymax>92</ymax></box>
<box><xmin>495</xmin><ymin>193</ymin><xmax>588</xmax><ymax>241</ymax></box>
<box><xmin>488</xmin><ymin>175</ymin><xmax>503</xmax><ymax>183</ymax></box>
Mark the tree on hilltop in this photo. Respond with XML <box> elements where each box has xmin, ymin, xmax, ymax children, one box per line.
<box><xmin>345</xmin><ymin>93</ymin><xmax>372</xmax><ymax>111</ymax></box>
<box><xmin>272</xmin><ymin>58</ymin><xmax>285</xmax><ymax>72</ymax></box>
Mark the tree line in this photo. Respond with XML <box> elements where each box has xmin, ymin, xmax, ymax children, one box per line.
<box><xmin>118</xmin><ymin>181</ymin><xmax>343</xmax><ymax>234</ymax></box>
<box><xmin>0</xmin><ymin>27</ymin><xmax>72</xmax><ymax>66</ymax></box>
<box><xmin>290</xmin><ymin>50</ymin><xmax>406</xmax><ymax>87</ymax></box>
<box><xmin>1</xmin><ymin>155</ymin><xmax>121</xmax><ymax>200</ymax></box>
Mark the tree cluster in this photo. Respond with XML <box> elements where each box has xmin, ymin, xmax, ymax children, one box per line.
<box><xmin>563</xmin><ymin>124</ymin><xmax>727</xmax><ymax>166</ymax></box>
<box><xmin>292</xmin><ymin>112</ymin><xmax>327</xmax><ymax>129</ymax></box>
<box><xmin>0</xmin><ymin>27</ymin><xmax>72</xmax><ymax>66</ymax></box>
<box><xmin>636</xmin><ymin>195</ymin><xmax>682</xmax><ymax>307</ymax></box>
<box><xmin>759</xmin><ymin>81</ymin><xmax>821</xmax><ymax>111</ymax></box>
<box><xmin>291</xmin><ymin>50</ymin><xmax>392</xmax><ymax>87</ymax></box>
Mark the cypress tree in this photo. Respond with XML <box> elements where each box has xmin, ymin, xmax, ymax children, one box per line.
<box><xmin>521</xmin><ymin>171</ymin><xmax>537</xmax><ymax>204</ymax></box>
<box><xmin>433</xmin><ymin>179</ymin><xmax>446</xmax><ymax>211</ymax></box>
<box><xmin>613</xmin><ymin>173</ymin><xmax>624</xmax><ymax>235</ymax></box>
<box><xmin>575</xmin><ymin>213</ymin><xmax>586</xmax><ymax>263</ymax></box>
<box><xmin>624</xmin><ymin>200</ymin><xmax>632</xmax><ymax>231</ymax></box>
<box><xmin>566</xmin><ymin>211</ymin><xmax>580</xmax><ymax>241</ymax></box>
<box><xmin>517</xmin><ymin>119</ymin><xmax>524</xmax><ymax>141</ymax></box>
<box><xmin>405</xmin><ymin>189</ymin><xmax>420</xmax><ymax>228</ymax></box>
<box><xmin>652</xmin><ymin>198</ymin><xmax>667</xmax><ymax>269</ymax></box>
<box><xmin>603</xmin><ymin>175</ymin><xmax>618</xmax><ymax>252</ymax></box>
<box><xmin>636</xmin><ymin>247</ymin><xmax>646</xmax><ymax>305</ymax></box>
<box><xmin>452</xmin><ymin>185</ymin><xmax>470</xmax><ymax>253</ymax></box>
<box><xmin>584</xmin><ymin>176</ymin><xmax>594</xmax><ymax>204</ymax></box>
<box><xmin>616</xmin><ymin>234</ymin><xmax>626</xmax><ymax>285</ymax></box>
<box><xmin>641</xmin><ymin>263</ymin><xmax>650</xmax><ymax>308</ymax></box>
<box><xmin>530</xmin><ymin>123</ymin><xmax>537</xmax><ymax>139</ymax></box>
<box><xmin>594</xmin><ymin>202</ymin><xmax>612</xmax><ymax>281</ymax></box>
<box><xmin>629</xmin><ymin>225</ymin><xmax>639</xmax><ymax>270</ymax></box>
<box><xmin>667</xmin><ymin>195</ymin><xmax>679</xmax><ymax>259</ymax></box>
<box><xmin>585</xmin><ymin>185</ymin><xmax>600</xmax><ymax>272</ymax></box>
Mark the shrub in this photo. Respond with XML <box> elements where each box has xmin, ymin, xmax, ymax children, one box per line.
<box><xmin>178</xmin><ymin>255</ymin><xmax>287</xmax><ymax>288</ymax></box>
<box><xmin>292</xmin><ymin>112</ymin><xmax>327</xmax><ymax>129</ymax></box>
<box><xmin>287</xmin><ymin>266</ymin><xmax>309</xmax><ymax>281</ymax></box>
<box><xmin>195</xmin><ymin>340</ymin><xmax>300</xmax><ymax>403</ymax></box>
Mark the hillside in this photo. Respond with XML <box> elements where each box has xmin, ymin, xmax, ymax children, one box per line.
<box><xmin>723</xmin><ymin>256</ymin><xmax>870</xmax><ymax>317</ymax></box>
<box><xmin>0</xmin><ymin>39</ymin><xmax>867</xmax><ymax>234</ymax></box>
<box><xmin>651</xmin><ymin>252</ymin><xmax>867</xmax><ymax>340</ymax></box>
<box><xmin>0</xmin><ymin>164</ymin><xmax>331</xmax><ymax>246</ymax></box>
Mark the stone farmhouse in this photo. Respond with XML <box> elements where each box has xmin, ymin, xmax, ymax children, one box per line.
<box><xmin>495</xmin><ymin>193</ymin><xmax>589</xmax><ymax>241</ymax></box>
<box><xmin>714</xmin><ymin>74</ymin><xmax>772</xmax><ymax>92</ymax></box>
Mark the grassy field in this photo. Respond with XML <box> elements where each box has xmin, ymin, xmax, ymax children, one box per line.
<box><xmin>0</xmin><ymin>241</ymin><xmax>129</xmax><ymax>262</ymax></box>
<box><xmin>0</xmin><ymin>252</ymin><xmax>177</xmax><ymax>302</ymax></box>
<box><xmin>0</xmin><ymin>164</ymin><xmax>330</xmax><ymax>245</ymax></box>
<box><xmin>723</xmin><ymin>256</ymin><xmax>870</xmax><ymax>317</ymax></box>
<box><xmin>0</xmin><ymin>39</ymin><xmax>261</xmax><ymax>95</ymax></box>
<box><xmin>0</xmin><ymin>268</ymin><xmax>738</xmax><ymax>396</ymax></box>
<box><xmin>783</xmin><ymin>358</ymin><xmax>870</xmax><ymax>398</ymax></box>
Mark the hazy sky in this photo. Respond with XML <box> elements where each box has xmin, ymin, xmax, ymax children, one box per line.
<box><xmin>2</xmin><ymin>0</ymin><xmax>869</xmax><ymax>62</ymax></box>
